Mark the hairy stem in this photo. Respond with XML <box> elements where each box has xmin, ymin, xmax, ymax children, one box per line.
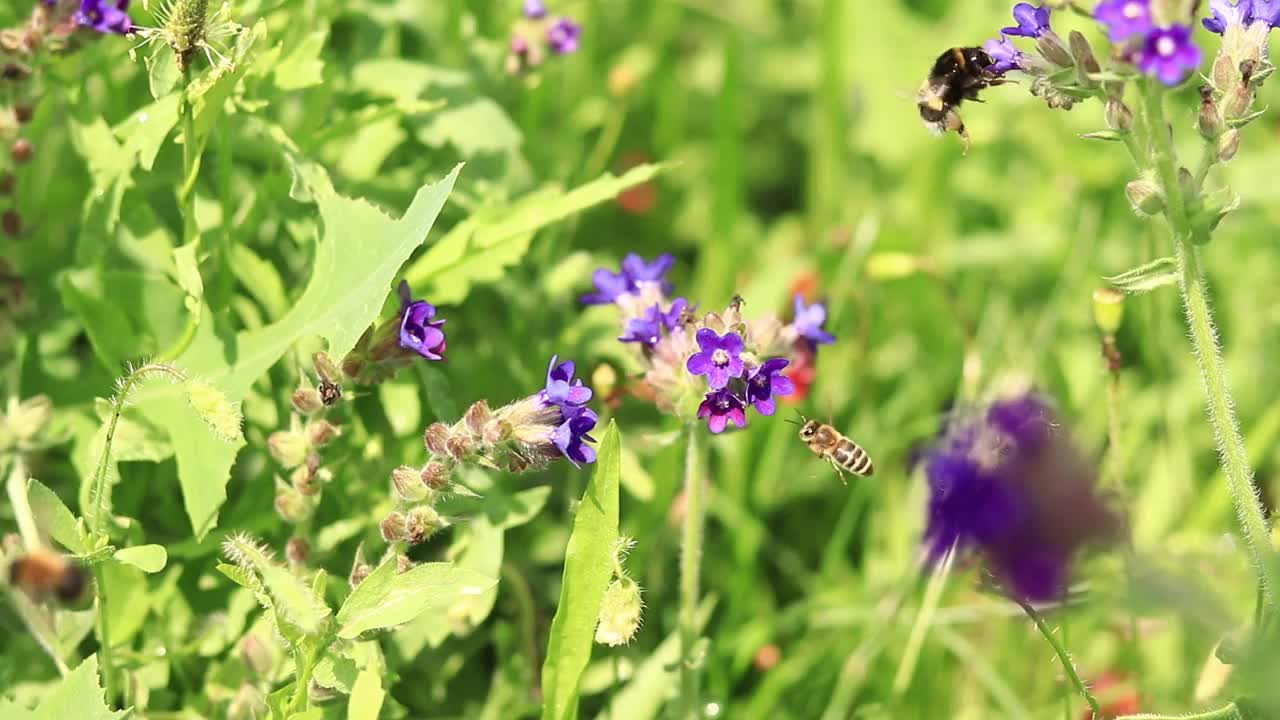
<box><xmin>1016</xmin><ymin>598</ymin><xmax>1100</xmax><ymax>719</ymax></box>
<box><xmin>1116</xmin><ymin>702</ymin><xmax>1243</xmax><ymax>720</ymax></box>
<box><xmin>160</xmin><ymin>65</ymin><xmax>204</xmax><ymax>362</ymax></box>
<box><xmin>94</xmin><ymin>566</ymin><xmax>115</xmax><ymax>705</ymax></box>
<box><xmin>678</xmin><ymin>423</ymin><xmax>705</xmax><ymax>720</ymax></box>
<box><xmin>1141</xmin><ymin>81</ymin><xmax>1279</xmax><ymax>611</ymax></box>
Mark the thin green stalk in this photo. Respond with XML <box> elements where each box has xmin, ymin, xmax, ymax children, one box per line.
<box><xmin>500</xmin><ymin>562</ymin><xmax>539</xmax><ymax>699</ymax></box>
<box><xmin>94</xmin><ymin>566</ymin><xmax>115</xmax><ymax>705</ymax></box>
<box><xmin>160</xmin><ymin>65</ymin><xmax>204</xmax><ymax>362</ymax></box>
<box><xmin>892</xmin><ymin>546</ymin><xmax>954</xmax><ymax>694</ymax></box>
<box><xmin>678</xmin><ymin>423</ymin><xmax>705</xmax><ymax>720</ymax></box>
<box><xmin>1140</xmin><ymin>80</ymin><xmax>1280</xmax><ymax>611</ymax></box>
<box><xmin>1015</xmin><ymin>598</ymin><xmax>1100</xmax><ymax>719</ymax></box>
<box><xmin>1116</xmin><ymin>703</ymin><xmax>1243</xmax><ymax>720</ymax></box>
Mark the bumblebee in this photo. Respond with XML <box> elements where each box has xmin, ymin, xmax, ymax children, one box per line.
<box><xmin>795</xmin><ymin>416</ymin><xmax>874</xmax><ymax>483</ymax></box>
<box><xmin>8</xmin><ymin>548</ymin><xmax>90</xmax><ymax>605</ymax></box>
<box><xmin>918</xmin><ymin>46</ymin><xmax>1005</xmax><ymax>149</ymax></box>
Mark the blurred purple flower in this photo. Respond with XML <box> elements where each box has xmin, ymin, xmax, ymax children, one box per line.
<box><xmin>1138</xmin><ymin>25</ymin><xmax>1201</xmax><ymax>86</ymax></box>
<box><xmin>523</xmin><ymin>0</ymin><xmax>547</xmax><ymax>19</ymax></box>
<box><xmin>620</xmin><ymin>297</ymin><xmax>689</xmax><ymax>346</ymax></box>
<box><xmin>580</xmin><ymin>252</ymin><xmax>676</xmax><ymax>305</ymax></box>
<box><xmin>697</xmin><ymin>389</ymin><xmax>747</xmax><ymax>434</ymax></box>
<box><xmin>1203</xmin><ymin>0</ymin><xmax>1253</xmax><ymax>33</ymax></box>
<box><xmin>542</xmin><ymin>355</ymin><xmax>593</xmax><ymax>407</ymax></box>
<box><xmin>75</xmin><ymin>0</ymin><xmax>133</xmax><ymax>34</ymax></box>
<box><xmin>547</xmin><ymin>17</ymin><xmax>582</xmax><ymax>55</ymax></box>
<box><xmin>397</xmin><ymin>281</ymin><xmax>447</xmax><ymax>360</ymax></box>
<box><xmin>686</xmin><ymin>328</ymin><xmax>745</xmax><ymax>390</ymax></box>
<box><xmin>921</xmin><ymin>393</ymin><xmax>1119</xmax><ymax>602</ymax></box>
<box><xmin>1094</xmin><ymin>0</ymin><xmax>1154</xmax><ymax>41</ymax></box>
<box><xmin>1003</xmin><ymin>3</ymin><xmax>1052</xmax><ymax>37</ymax></box>
<box><xmin>551</xmin><ymin>405</ymin><xmax>598</xmax><ymax>466</ymax></box>
<box><xmin>793</xmin><ymin>295</ymin><xmax>836</xmax><ymax>348</ymax></box>
<box><xmin>744</xmin><ymin>358</ymin><xmax>794</xmax><ymax>416</ymax></box>
<box><xmin>983</xmin><ymin>37</ymin><xmax>1026</xmax><ymax>75</ymax></box>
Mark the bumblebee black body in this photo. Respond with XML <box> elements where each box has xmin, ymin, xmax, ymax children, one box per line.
<box><xmin>918</xmin><ymin>46</ymin><xmax>1002</xmax><ymax>147</ymax></box>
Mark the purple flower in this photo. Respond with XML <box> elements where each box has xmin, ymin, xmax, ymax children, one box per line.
<box><xmin>396</xmin><ymin>281</ymin><xmax>446</xmax><ymax>361</ymax></box>
<box><xmin>1138</xmin><ymin>25</ymin><xmax>1202</xmax><ymax>86</ymax></box>
<box><xmin>1252</xmin><ymin>0</ymin><xmax>1280</xmax><ymax>26</ymax></box>
<box><xmin>619</xmin><ymin>298</ymin><xmax>688</xmax><ymax>346</ymax></box>
<box><xmin>1203</xmin><ymin>0</ymin><xmax>1254</xmax><ymax>33</ymax></box>
<box><xmin>792</xmin><ymin>295</ymin><xmax>836</xmax><ymax>348</ymax></box>
<box><xmin>542</xmin><ymin>355</ymin><xmax>593</xmax><ymax>407</ymax></box>
<box><xmin>685</xmin><ymin>329</ymin><xmax>745</xmax><ymax>390</ymax></box>
<box><xmin>744</xmin><ymin>358</ymin><xmax>795</xmax><ymax>416</ymax></box>
<box><xmin>1002</xmin><ymin>3</ymin><xmax>1052</xmax><ymax>37</ymax></box>
<box><xmin>547</xmin><ymin>17</ymin><xmax>582</xmax><ymax>55</ymax></box>
<box><xmin>697</xmin><ymin>389</ymin><xmax>746</xmax><ymax>434</ymax></box>
<box><xmin>1094</xmin><ymin>0</ymin><xmax>1154</xmax><ymax>41</ymax></box>
<box><xmin>580</xmin><ymin>253</ymin><xmax>676</xmax><ymax>305</ymax></box>
<box><xmin>983</xmin><ymin>37</ymin><xmax>1026</xmax><ymax>75</ymax></box>
<box><xmin>551</xmin><ymin>406</ymin><xmax>598</xmax><ymax>466</ymax></box>
<box><xmin>921</xmin><ymin>393</ymin><xmax>1119</xmax><ymax>602</ymax></box>
<box><xmin>523</xmin><ymin>0</ymin><xmax>547</xmax><ymax>18</ymax></box>
<box><xmin>75</xmin><ymin>0</ymin><xmax>133</xmax><ymax>34</ymax></box>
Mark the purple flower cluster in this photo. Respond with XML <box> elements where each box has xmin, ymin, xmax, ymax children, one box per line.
<box><xmin>521</xmin><ymin>0</ymin><xmax>582</xmax><ymax>56</ymax></box>
<box><xmin>920</xmin><ymin>393</ymin><xmax>1119</xmax><ymax>602</ymax></box>
<box><xmin>1092</xmin><ymin>0</ymin><xmax>1202</xmax><ymax>85</ymax></box>
<box><xmin>581</xmin><ymin>253</ymin><xmax>675</xmax><ymax>305</ymax></box>
<box><xmin>687</xmin><ymin>329</ymin><xmax>794</xmax><ymax>433</ymax></box>
<box><xmin>981</xmin><ymin>2</ymin><xmax>1053</xmax><ymax>76</ymax></box>
<box><xmin>397</xmin><ymin>281</ymin><xmax>447</xmax><ymax>361</ymax></box>
<box><xmin>621</xmin><ymin>297</ymin><xmax>689</xmax><ymax>346</ymax></box>
<box><xmin>541</xmin><ymin>356</ymin><xmax>598</xmax><ymax>465</ymax></box>
<box><xmin>73</xmin><ymin>0</ymin><xmax>133</xmax><ymax>34</ymax></box>
<box><xmin>792</xmin><ymin>295</ymin><xmax>836</xmax><ymax>350</ymax></box>
<box><xmin>1202</xmin><ymin>0</ymin><xmax>1280</xmax><ymax>33</ymax></box>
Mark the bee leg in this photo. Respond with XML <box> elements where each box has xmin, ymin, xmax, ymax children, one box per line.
<box><xmin>943</xmin><ymin>109</ymin><xmax>971</xmax><ymax>153</ymax></box>
<box><xmin>828</xmin><ymin>459</ymin><xmax>848</xmax><ymax>485</ymax></box>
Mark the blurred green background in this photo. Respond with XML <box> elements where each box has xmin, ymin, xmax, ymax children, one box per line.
<box><xmin>5</xmin><ymin>0</ymin><xmax>1280</xmax><ymax>717</ymax></box>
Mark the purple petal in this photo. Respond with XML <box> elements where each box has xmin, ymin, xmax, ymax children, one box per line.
<box><xmin>771</xmin><ymin>375</ymin><xmax>796</xmax><ymax>396</ymax></box>
<box><xmin>722</xmin><ymin>332</ymin><xmax>744</xmax><ymax>355</ymax></box>
<box><xmin>694</xmin><ymin>327</ymin><xmax>718</xmax><ymax>351</ymax></box>
<box><xmin>707</xmin><ymin>366</ymin><xmax>730</xmax><ymax>390</ymax></box>
<box><xmin>725</xmin><ymin>356</ymin><xmax>744</xmax><ymax>380</ymax></box>
<box><xmin>726</xmin><ymin>407</ymin><xmax>747</xmax><ymax>428</ymax></box>
<box><xmin>708</xmin><ymin>413</ymin><xmax>728</xmax><ymax>433</ymax></box>
<box><xmin>687</xmin><ymin>352</ymin><xmax>713</xmax><ymax>376</ymax></box>
<box><xmin>754</xmin><ymin>397</ymin><xmax>777</xmax><ymax>416</ymax></box>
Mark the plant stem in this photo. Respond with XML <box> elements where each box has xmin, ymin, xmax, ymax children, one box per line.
<box><xmin>1015</xmin><ymin>598</ymin><xmax>1100</xmax><ymax>719</ymax></box>
<box><xmin>1116</xmin><ymin>703</ymin><xmax>1243</xmax><ymax>720</ymax></box>
<box><xmin>159</xmin><ymin>65</ymin><xmax>204</xmax><ymax>362</ymax></box>
<box><xmin>1140</xmin><ymin>80</ymin><xmax>1280</xmax><ymax>611</ymax></box>
<box><xmin>288</xmin><ymin>645</ymin><xmax>317</xmax><ymax>714</ymax></box>
<box><xmin>678</xmin><ymin>423</ymin><xmax>705</xmax><ymax>720</ymax></box>
<box><xmin>94</xmin><ymin>565</ymin><xmax>115</xmax><ymax>706</ymax></box>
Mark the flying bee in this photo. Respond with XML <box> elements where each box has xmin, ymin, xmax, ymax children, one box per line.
<box><xmin>918</xmin><ymin>46</ymin><xmax>1006</xmax><ymax>150</ymax></box>
<box><xmin>791</xmin><ymin>414</ymin><xmax>874</xmax><ymax>483</ymax></box>
<box><xmin>7</xmin><ymin>548</ymin><xmax>90</xmax><ymax>605</ymax></box>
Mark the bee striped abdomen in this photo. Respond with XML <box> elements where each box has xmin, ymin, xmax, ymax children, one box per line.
<box><xmin>832</xmin><ymin>438</ymin><xmax>874</xmax><ymax>477</ymax></box>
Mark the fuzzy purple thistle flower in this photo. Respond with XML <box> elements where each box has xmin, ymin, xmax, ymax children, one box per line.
<box><xmin>1094</xmin><ymin>0</ymin><xmax>1154</xmax><ymax>41</ymax></box>
<box><xmin>1137</xmin><ymin>25</ymin><xmax>1202</xmax><ymax>86</ymax></box>
<box><xmin>1002</xmin><ymin>3</ymin><xmax>1052</xmax><ymax>37</ymax></box>
<box><xmin>397</xmin><ymin>281</ymin><xmax>447</xmax><ymax>361</ymax></box>
<box><xmin>75</xmin><ymin>0</ymin><xmax>133</xmax><ymax>34</ymax></box>
<box><xmin>686</xmin><ymin>329</ymin><xmax>745</xmax><ymax>390</ymax></box>
<box><xmin>921</xmin><ymin>393</ymin><xmax>1120</xmax><ymax>602</ymax></box>
<box><xmin>744</xmin><ymin>358</ymin><xmax>794</xmax><ymax>416</ymax></box>
<box><xmin>547</xmin><ymin>17</ymin><xmax>582</xmax><ymax>55</ymax></box>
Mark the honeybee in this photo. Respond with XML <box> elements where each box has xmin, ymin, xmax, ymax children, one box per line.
<box><xmin>8</xmin><ymin>548</ymin><xmax>89</xmax><ymax>604</ymax></box>
<box><xmin>795</xmin><ymin>415</ymin><xmax>874</xmax><ymax>483</ymax></box>
<box><xmin>918</xmin><ymin>46</ymin><xmax>1006</xmax><ymax>150</ymax></box>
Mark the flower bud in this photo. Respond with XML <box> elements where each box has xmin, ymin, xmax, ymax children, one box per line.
<box><xmin>483</xmin><ymin>419</ymin><xmax>512</xmax><ymax>445</ymax></box>
<box><xmin>1036</xmin><ymin>31</ymin><xmax>1074</xmax><ymax>69</ymax></box>
<box><xmin>1125</xmin><ymin>179</ymin><xmax>1165</xmax><ymax>216</ymax></box>
<box><xmin>1069</xmin><ymin>31</ymin><xmax>1100</xmax><ymax>85</ymax></box>
<box><xmin>464</xmin><ymin>400</ymin><xmax>492</xmax><ymax>438</ymax></box>
<box><xmin>2</xmin><ymin>211</ymin><xmax>20</xmax><ymax>238</ymax></box>
<box><xmin>306</xmin><ymin>419</ymin><xmax>338</xmax><ymax>447</ymax></box>
<box><xmin>1212</xmin><ymin>52</ymin><xmax>1235</xmax><ymax>91</ymax></box>
<box><xmin>186</xmin><ymin>378</ymin><xmax>243</xmax><ymax>442</ymax></box>
<box><xmin>274</xmin><ymin>479</ymin><xmax>314</xmax><ymax>524</ymax></box>
<box><xmin>291</xmin><ymin>386</ymin><xmax>323</xmax><ymax>415</ymax></box>
<box><xmin>0</xmin><ymin>173</ymin><xmax>14</xmax><ymax>195</ymax></box>
<box><xmin>349</xmin><ymin>544</ymin><xmax>372</xmax><ymax>588</ymax></box>
<box><xmin>1222</xmin><ymin>83</ymin><xmax>1253</xmax><ymax>118</ymax></box>
<box><xmin>445</xmin><ymin>434</ymin><xmax>474</xmax><ymax>461</ymax></box>
<box><xmin>10</xmin><ymin>395</ymin><xmax>52</xmax><ymax>441</ymax></box>
<box><xmin>285</xmin><ymin>537</ymin><xmax>310</xmax><ymax>566</ymax></box>
<box><xmin>1217</xmin><ymin>129</ymin><xmax>1241</xmax><ymax>162</ymax></box>
<box><xmin>1092</xmin><ymin>288</ymin><xmax>1125</xmax><ymax>336</ymax></box>
<box><xmin>318</xmin><ymin>380</ymin><xmax>342</xmax><ymax>407</ymax></box>
<box><xmin>379</xmin><ymin>511</ymin><xmax>408</xmax><ymax>543</ymax></box>
<box><xmin>10</xmin><ymin>139</ymin><xmax>32</xmax><ymax>165</ymax></box>
<box><xmin>421</xmin><ymin>460</ymin><xmax>450</xmax><ymax>490</ymax></box>
<box><xmin>1104</xmin><ymin>98</ymin><xmax>1133</xmax><ymax>132</ymax></box>
<box><xmin>13</xmin><ymin>105</ymin><xmax>32</xmax><ymax>125</ymax></box>
<box><xmin>313</xmin><ymin>352</ymin><xmax>340</xmax><ymax>382</ymax></box>
<box><xmin>392</xmin><ymin>464</ymin><xmax>429</xmax><ymax>502</ymax></box>
<box><xmin>239</xmin><ymin>635</ymin><xmax>274</xmax><ymax>677</ymax></box>
<box><xmin>594</xmin><ymin>577</ymin><xmax>644</xmax><ymax>646</ymax></box>
<box><xmin>1198</xmin><ymin>86</ymin><xmax>1224</xmax><ymax>139</ymax></box>
<box><xmin>405</xmin><ymin>505</ymin><xmax>446</xmax><ymax>544</ymax></box>
<box><xmin>292</xmin><ymin>460</ymin><xmax>326</xmax><ymax>496</ymax></box>
<box><xmin>268</xmin><ymin>430</ymin><xmax>310</xmax><ymax>469</ymax></box>
<box><xmin>341</xmin><ymin>355</ymin><xmax>365</xmax><ymax>380</ymax></box>
<box><xmin>424</xmin><ymin>422</ymin><xmax>451</xmax><ymax>455</ymax></box>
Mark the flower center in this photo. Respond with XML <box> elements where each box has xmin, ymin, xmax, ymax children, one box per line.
<box><xmin>712</xmin><ymin>348</ymin><xmax>730</xmax><ymax>367</ymax></box>
<box><xmin>1156</xmin><ymin>36</ymin><xmax>1176</xmax><ymax>56</ymax></box>
<box><xmin>716</xmin><ymin>397</ymin><xmax>732</xmax><ymax>411</ymax></box>
<box><xmin>1123</xmin><ymin>2</ymin><xmax>1142</xmax><ymax>19</ymax></box>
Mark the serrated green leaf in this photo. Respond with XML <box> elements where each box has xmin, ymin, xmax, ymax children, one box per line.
<box><xmin>274</xmin><ymin>30</ymin><xmax>327</xmax><ymax>90</ymax></box>
<box><xmin>59</xmin><ymin>269</ymin><xmax>188</xmax><ymax>370</ymax></box>
<box><xmin>173</xmin><ymin>242</ymin><xmax>204</xmax><ymax>301</ymax></box>
<box><xmin>137</xmin><ymin>165</ymin><xmax>460</xmax><ymax>538</ymax></box>
<box><xmin>418</xmin><ymin>98</ymin><xmax>521</xmax><ymax>156</ymax></box>
<box><xmin>541</xmin><ymin>421</ymin><xmax>621</xmax><ymax>720</ymax></box>
<box><xmin>260</xmin><ymin>562</ymin><xmax>330</xmax><ymax>636</ymax></box>
<box><xmin>28</xmin><ymin>655</ymin><xmax>124</xmax><ymax>720</ymax></box>
<box><xmin>1105</xmin><ymin>256</ymin><xmax>1179</xmax><ymax>294</ymax></box>
<box><xmin>314</xmin><ymin>652</ymin><xmax>359</xmax><ymax>694</ymax></box>
<box><xmin>336</xmin><ymin>559</ymin><xmax>496</xmax><ymax>639</ymax></box>
<box><xmin>406</xmin><ymin>163</ymin><xmax>667</xmax><ymax>304</ymax></box>
<box><xmin>216</xmin><ymin>562</ymin><xmax>255</xmax><ymax>589</ymax></box>
<box><xmin>26</xmin><ymin>478</ymin><xmax>87</xmax><ymax>554</ymax></box>
<box><xmin>347</xmin><ymin>669</ymin><xmax>386</xmax><ymax>720</ymax></box>
<box><xmin>114</xmin><ymin>544</ymin><xmax>167</xmax><ymax>573</ymax></box>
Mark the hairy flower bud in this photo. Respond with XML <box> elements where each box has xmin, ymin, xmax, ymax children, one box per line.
<box><xmin>392</xmin><ymin>464</ymin><xmax>429</xmax><ymax>502</ymax></box>
<box><xmin>9</xmin><ymin>395</ymin><xmax>52</xmax><ymax>442</ymax></box>
<box><xmin>291</xmin><ymin>386</ymin><xmax>323</xmax><ymax>415</ymax></box>
<box><xmin>1068</xmin><ymin>31</ymin><xmax>1100</xmax><ymax>86</ymax></box>
<box><xmin>1222</xmin><ymin>83</ymin><xmax>1253</xmax><ymax>119</ymax></box>
<box><xmin>306</xmin><ymin>419</ymin><xmax>338</xmax><ymax>447</ymax></box>
<box><xmin>274</xmin><ymin>479</ymin><xmax>314</xmax><ymax>524</ymax></box>
<box><xmin>186</xmin><ymin>378</ymin><xmax>243</xmax><ymax>442</ymax></box>
<box><xmin>1036</xmin><ymin>31</ymin><xmax>1074</xmax><ymax>69</ymax></box>
<box><xmin>464</xmin><ymin>400</ymin><xmax>492</xmax><ymax>438</ymax></box>
<box><xmin>349</xmin><ymin>544</ymin><xmax>372</xmax><ymax>588</ymax></box>
<box><xmin>594</xmin><ymin>577</ymin><xmax>644</xmax><ymax>646</ymax></box>
<box><xmin>1212</xmin><ymin>52</ymin><xmax>1235</xmax><ymax>91</ymax></box>
<box><xmin>445</xmin><ymin>434</ymin><xmax>474</xmax><ymax>461</ymax></box>
<box><xmin>239</xmin><ymin>635</ymin><xmax>274</xmax><ymax>677</ymax></box>
<box><xmin>268</xmin><ymin>430</ymin><xmax>310</xmax><ymax>469</ymax></box>
<box><xmin>1125</xmin><ymin>179</ymin><xmax>1165</xmax><ymax>216</ymax></box>
<box><xmin>313</xmin><ymin>352</ymin><xmax>340</xmax><ymax>382</ymax></box>
<box><xmin>405</xmin><ymin>505</ymin><xmax>446</xmax><ymax>544</ymax></box>
<box><xmin>379</xmin><ymin>511</ymin><xmax>408</xmax><ymax>543</ymax></box>
<box><xmin>1217</xmin><ymin>129</ymin><xmax>1241</xmax><ymax>162</ymax></box>
<box><xmin>1104</xmin><ymin>99</ymin><xmax>1133</xmax><ymax>133</ymax></box>
<box><xmin>285</xmin><ymin>537</ymin><xmax>310</xmax><ymax>566</ymax></box>
<box><xmin>1092</xmin><ymin>288</ymin><xmax>1125</xmax><ymax>336</ymax></box>
<box><xmin>10</xmin><ymin>139</ymin><xmax>32</xmax><ymax>165</ymax></box>
<box><xmin>1198</xmin><ymin>86</ymin><xmax>1224</xmax><ymax>139</ymax></box>
<box><xmin>424</xmin><ymin>422</ymin><xmax>450</xmax><ymax>455</ymax></box>
<box><xmin>421</xmin><ymin>461</ymin><xmax>450</xmax><ymax>490</ymax></box>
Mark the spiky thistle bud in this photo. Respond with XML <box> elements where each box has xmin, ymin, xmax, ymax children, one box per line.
<box><xmin>135</xmin><ymin>0</ymin><xmax>241</xmax><ymax>73</ymax></box>
<box><xmin>405</xmin><ymin>505</ymin><xmax>446</xmax><ymax>545</ymax></box>
<box><xmin>186</xmin><ymin>378</ymin><xmax>243</xmax><ymax>442</ymax></box>
<box><xmin>392</xmin><ymin>464</ymin><xmax>430</xmax><ymax>502</ymax></box>
<box><xmin>424</xmin><ymin>422</ymin><xmax>450</xmax><ymax>455</ymax></box>
<box><xmin>268</xmin><ymin>430</ymin><xmax>310</xmax><ymax>469</ymax></box>
<box><xmin>379</xmin><ymin>512</ymin><xmax>408</xmax><ymax>543</ymax></box>
<box><xmin>595</xmin><ymin>577</ymin><xmax>644</xmax><ymax>646</ymax></box>
<box><xmin>421</xmin><ymin>461</ymin><xmax>450</xmax><ymax>490</ymax></box>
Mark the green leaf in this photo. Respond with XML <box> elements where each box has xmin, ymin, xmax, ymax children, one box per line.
<box><xmin>145</xmin><ymin>45</ymin><xmax>181</xmax><ymax>99</ymax></box>
<box><xmin>347</xmin><ymin>669</ymin><xmax>386</xmax><ymax>720</ymax></box>
<box><xmin>227</xmin><ymin>535</ymin><xmax>330</xmax><ymax>635</ymax></box>
<box><xmin>350</xmin><ymin>59</ymin><xmax>468</xmax><ymax>101</ymax></box>
<box><xmin>417</xmin><ymin>98</ymin><xmax>522</xmax><ymax>157</ymax></box>
<box><xmin>1104</xmin><ymin>256</ymin><xmax>1179</xmax><ymax>294</ymax></box>
<box><xmin>27</xmin><ymin>655</ymin><xmax>124</xmax><ymax>720</ymax></box>
<box><xmin>172</xmin><ymin>242</ymin><xmax>204</xmax><ymax>301</ymax></box>
<box><xmin>273</xmin><ymin>30</ymin><xmax>327</xmax><ymax>90</ymax></box>
<box><xmin>114</xmin><ymin>544</ymin><xmax>168</xmax><ymax>573</ymax></box>
<box><xmin>216</xmin><ymin>562</ymin><xmax>255</xmax><ymax>589</ymax></box>
<box><xmin>314</xmin><ymin>652</ymin><xmax>359</xmax><ymax>694</ymax></box>
<box><xmin>59</xmin><ymin>270</ymin><xmax>188</xmax><ymax>370</ymax></box>
<box><xmin>336</xmin><ymin>559</ymin><xmax>496</xmax><ymax>639</ymax></box>
<box><xmin>405</xmin><ymin>163</ymin><xmax>667</xmax><ymax>304</ymax></box>
<box><xmin>1078</xmin><ymin>130</ymin><xmax>1123</xmax><ymax>142</ymax></box>
<box><xmin>26</xmin><ymin>479</ymin><xmax>87</xmax><ymax>554</ymax></box>
<box><xmin>137</xmin><ymin>165</ymin><xmax>461</xmax><ymax>538</ymax></box>
<box><xmin>541</xmin><ymin>421</ymin><xmax>621</xmax><ymax>720</ymax></box>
